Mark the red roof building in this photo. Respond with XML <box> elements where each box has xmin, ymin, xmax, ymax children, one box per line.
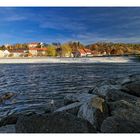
<box><xmin>28</xmin><ymin>42</ymin><xmax>40</xmax><ymax>48</ymax></box>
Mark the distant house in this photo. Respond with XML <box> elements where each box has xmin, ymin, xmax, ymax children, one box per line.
<box><xmin>28</xmin><ymin>42</ymin><xmax>40</xmax><ymax>48</ymax></box>
<box><xmin>0</xmin><ymin>50</ymin><xmax>4</xmax><ymax>57</ymax></box>
<box><xmin>84</xmin><ymin>48</ymin><xmax>93</xmax><ymax>57</ymax></box>
<box><xmin>101</xmin><ymin>51</ymin><xmax>107</xmax><ymax>56</ymax></box>
<box><xmin>9</xmin><ymin>50</ymin><xmax>24</xmax><ymax>57</ymax></box>
<box><xmin>3</xmin><ymin>50</ymin><xmax>10</xmax><ymax>57</ymax></box>
<box><xmin>29</xmin><ymin>48</ymin><xmax>48</xmax><ymax>56</ymax></box>
<box><xmin>77</xmin><ymin>49</ymin><xmax>87</xmax><ymax>57</ymax></box>
<box><xmin>91</xmin><ymin>50</ymin><xmax>100</xmax><ymax>56</ymax></box>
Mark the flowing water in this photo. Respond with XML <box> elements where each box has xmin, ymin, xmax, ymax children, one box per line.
<box><xmin>0</xmin><ymin>63</ymin><xmax>140</xmax><ymax>118</ymax></box>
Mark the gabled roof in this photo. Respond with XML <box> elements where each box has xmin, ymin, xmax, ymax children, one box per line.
<box><xmin>84</xmin><ymin>48</ymin><xmax>92</xmax><ymax>53</ymax></box>
<box><xmin>10</xmin><ymin>50</ymin><xmax>24</xmax><ymax>53</ymax></box>
<box><xmin>78</xmin><ymin>49</ymin><xmax>86</xmax><ymax>54</ymax></box>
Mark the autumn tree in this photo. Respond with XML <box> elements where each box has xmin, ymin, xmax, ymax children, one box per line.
<box><xmin>61</xmin><ymin>43</ymin><xmax>72</xmax><ymax>57</ymax></box>
<box><xmin>46</xmin><ymin>45</ymin><xmax>56</xmax><ymax>56</ymax></box>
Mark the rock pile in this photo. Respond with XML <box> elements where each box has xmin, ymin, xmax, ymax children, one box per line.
<box><xmin>1</xmin><ymin>73</ymin><xmax>140</xmax><ymax>133</ymax></box>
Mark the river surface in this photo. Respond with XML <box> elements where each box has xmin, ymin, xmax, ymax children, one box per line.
<box><xmin>0</xmin><ymin>63</ymin><xmax>140</xmax><ymax>118</ymax></box>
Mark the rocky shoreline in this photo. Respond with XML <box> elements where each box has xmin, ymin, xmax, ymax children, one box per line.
<box><xmin>1</xmin><ymin>73</ymin><xmax>140</xmax><ymax>133</ymax></box>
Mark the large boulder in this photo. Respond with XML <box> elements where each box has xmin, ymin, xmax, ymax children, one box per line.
<box><xmin>64</xmin><ymin>93</ymin><xmax>94</xmax><ymax>105</ymax></box>
<box><xmin>0</xmin><ymin>124</ymin><xmax>15</xmax><ymax>133</ymax></box>
<box><xmin>105</xmin><ymin>89</ymin><xmax>138</xmax><ymax>102</ymax></box>
<box><xmin>16</xmin><ymin>112</ymin><xmax>96</xmax><ymax>133</ymax></box>
<box><xmin>55</xmin><ymin>102</ymin><xmax>82</xmax><ymax>116</ymax></box>
<box><xmin>101</xmin><ymin>116</ymin><xmax>140</xmax><ymax>133</ymax></box>
<box><xmin>78</xmin><ymin>95</ymin><xmax>108</xmax><ymax>130</ymax></box>
<box><xmin>122</xmin><ymin>80</ymin><xmax>140</xmax><ymax>97</ymax></box>
<box><xmin>91</xmin><ymin>80</ymin><xmax>121</xmax><ymax>98</ymax></box>
<box><xmin>108</xmin><ymin>100</ymin><xmax>140</xmax><ymax>122</ymax></box>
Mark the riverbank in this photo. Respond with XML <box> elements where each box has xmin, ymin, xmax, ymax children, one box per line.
<box><xmin>0</xmin><ymin>56</ymin><xmax>137</xmax><ymax>63</ymax></box>
<box><xmin>1</xmin><ymin>73</ymin><xmax>140</xmax><ymax>133</ymax></box>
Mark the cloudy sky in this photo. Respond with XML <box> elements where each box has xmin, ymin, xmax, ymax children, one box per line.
<box><xmin>0</xmin><ymin>7</ymin><xmax>140</xmax><ymax>45</ymax></box>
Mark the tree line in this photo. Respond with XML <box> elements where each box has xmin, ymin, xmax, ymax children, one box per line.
<box><xmin>0</xmin><ymin>41</ymin><xmax>140</xmax><ymax>56</ymax></box>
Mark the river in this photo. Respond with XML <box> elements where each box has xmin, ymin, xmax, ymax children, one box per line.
<box><xmin>0</xmin><ymin>62</ymin><xmax>140</xmax><ymax>119</ymax></box>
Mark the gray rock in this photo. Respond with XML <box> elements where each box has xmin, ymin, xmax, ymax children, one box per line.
<box><xmin>78</xmin><ymin>95</ymin><xmax>108</xmax><ymax>130</ymax></box>
<box><xmin>92</xmin><ymin>80</ymin><xmax>121</xmax><ymax>98</ymax></box>
<box><xmin>0</xmin><ymin>124</ymin><xmax>15</xmax><ymax>133</ymax></box>
<box><xmin>105</xmin><ymin>89</ymin><xmax>138</xmax><ymax>102</ymax></box>
<box><xmin>64</xmin><ymin>93</ymin><xmax>94</xmax><ymax>105</ymax></box>
<box><xmin>108</xmin><ymin>100</ymin><xmax>140</xmax><ymax>122</ymax></box>
<box><xmin>101</xmin><ymin>116</ymin><xmax>140</xmax><ymax>133</ymax></box>
<box><xmin>129</xmin><ymin>74</ymin><xmax>140</xmax><ymax>82</ymax></box>
<box><xmin>16</xmin><ymin>112</ymin><xmax>96</xmax><ymax>133</ymax></box>
<box><xmin>122</xmin><ymin>80</ymin><xmax>140</xmax><ymax>97</ymax></box>
<box><xmin>55</xmin><ymin>102</ymin><xmax>82</xmax><ymax>116</ymax></box>
<box><xmin>0</xmin><ymin>92</ymin><xmax>16</xmax><ymax>104</ymax></box>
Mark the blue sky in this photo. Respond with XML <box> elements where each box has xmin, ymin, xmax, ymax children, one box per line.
<box><xmin>0</xmin><ymin>7</ymin><xmax>140</xmax><ymax>45</ymax></box>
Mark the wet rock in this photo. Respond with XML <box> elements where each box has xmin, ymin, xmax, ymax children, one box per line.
<box><xmin>108</xmin><ymin>100</ymin><xmax>140</xmax><ymax>122</ymax></box>
<box><xmin>0</xmin><ymin>112</ymin><xmax>37</xmax><ymax>127</ymax></box>
<box><xmin>0</xmin><ymin>115</ymin><xmax>18</xmax><ymax>127</ymax></box>
<box><xmin>105</xmin><ymin>89</ymin><xmax>138</xmax><ymax>102</ymax></box>
<box><xmin>101</xmin><ymin>116</ymin><xmax>140</xmax><ymax>133</ymax></box>
<box><xmin>16</xmin><ymin>112</ymin><xmax>96</xmax><ymax>133</ymax></box>
<box><xmin>55</xmin><ymin>102</ymin><xmax>82</xmax><ymax>116</ymax></box>
<box><xmin>78</xmin><ymin>95</ymin><xmax>108</xmax><ymax>130</ymax></box>
<box><xmin>0</xmin><ymin>124</ymin><xmax>15</xmax><ymax>133</ymax></box>
<box><xmin>92</xmin><ymin>80</ymin><xmax>121</xmax><ymax>98</ymax></box>
<box><xmin>0</xmin><ymin>92</ymin><xmax>16</xmax><ymax>104</ymax></box>
<box><xmin>2</xmin><ymin>93</ymin><xmax>15</xmax><ymax>100</ymax></box>
<box><xmin>122</xmin><ymin>80</ymin><xmax>140</xmax><ymax>97</ymax></box>
<box><xmin>64</xmin><ymin>93</ymin><xmax>94</xmax><ymax>105</ymax></box>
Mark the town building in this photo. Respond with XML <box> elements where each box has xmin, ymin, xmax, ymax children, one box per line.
<box><xmin>27</xmin><ymin>42</ymin><xmax>40</xmax><ymax>48</ymax></box>
<box><xmin>84</xmin><ymin>48</ymin><xmax>93</xmax><ymax>57</ymax></box>
<box><xmin>3</xmin><ymin>50</ymin><xmax>10</xmax><ymax>57</ymax></box>
<box><xmin>0</xmin><ymin>50</ymin><xmax>4</xmax><ymax>57</ymax></box>
<box><xmin>9</xmin><ymin>50</ymin><xmax>25</xmax><ymax>57</ymax></box>
<box><xmin>29</xmin><ymin>48</ymin><xmax>48</xmax><ymax>56</ymax></box>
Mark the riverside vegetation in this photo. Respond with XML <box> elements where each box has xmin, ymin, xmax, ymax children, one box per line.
<box><xmin>0</xmin><ymin>73</ymin><xmax>140</xmax><ymax>133</ymax></box>
<box><xmin>1</xmin><ymin>41</ymin><xmax>140</xmax><ymax>57</ymax></box>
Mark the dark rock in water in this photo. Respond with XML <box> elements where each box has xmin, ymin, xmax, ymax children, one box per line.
<box><xmin>16</xmin><ymin>112</ymin><xmax>96</xmax><ymax>133</ymax></box>
<box><xmin>55</xmin><ymin>102</ymin><xmax>82</xmax><ymax>116</ymax></box>
<box><xmin>108</xmin><ymin>100</ymin><xmax>140</xmax><ymax>122</ymax></box>
<box><xmin>78</xmin><ymin>95</ymin><xmax>108</xmax><ymax>130</ymax></box>
<box><xmin>101</xmin><ymin>116</ymin><xmax>140</xmax><ymax>133</ymax></box>
<box><xmin>105</xmin><ymin>89</ymin><xmax>138</xmax><ymax>102</ymax></box>
<box><xmin>2</xmin><ymin>92</ymin><xmax>15</xmax><ymax>100</ymax></box>
<box><xmin>122</xmin><ymin>81</ymin><xmax>140</xmax><ymax>97</ymax></box>
<box><xmin>0</xmin><ymin>92</ymin><xmax>16</xmax><ymax>104</ymax></box>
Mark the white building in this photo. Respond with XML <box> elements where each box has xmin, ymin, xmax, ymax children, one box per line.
<box><xmin>28</xmin><ymin>42</ymin><xmax>40</xmax><ymax>48</ymax></box>
<box><xmin>3</xmin><ymin>50</ymin><xmax>10</xmax><ymax>57</ymax></box>
<box><xmin>0</xmin><ymin>50</ymin><xmax>4</xmax><ymax>57</ymax></box>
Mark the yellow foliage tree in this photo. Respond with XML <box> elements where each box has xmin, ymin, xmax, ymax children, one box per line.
<box><xmin>46</xmin><ymin>45</ymin><xmax>56</xmax><ymax>56</ymax></box>
<box><xmin>61</xmin><ymin>43</ymin><xmax>72</xmax><ymax>57</ymax></box>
